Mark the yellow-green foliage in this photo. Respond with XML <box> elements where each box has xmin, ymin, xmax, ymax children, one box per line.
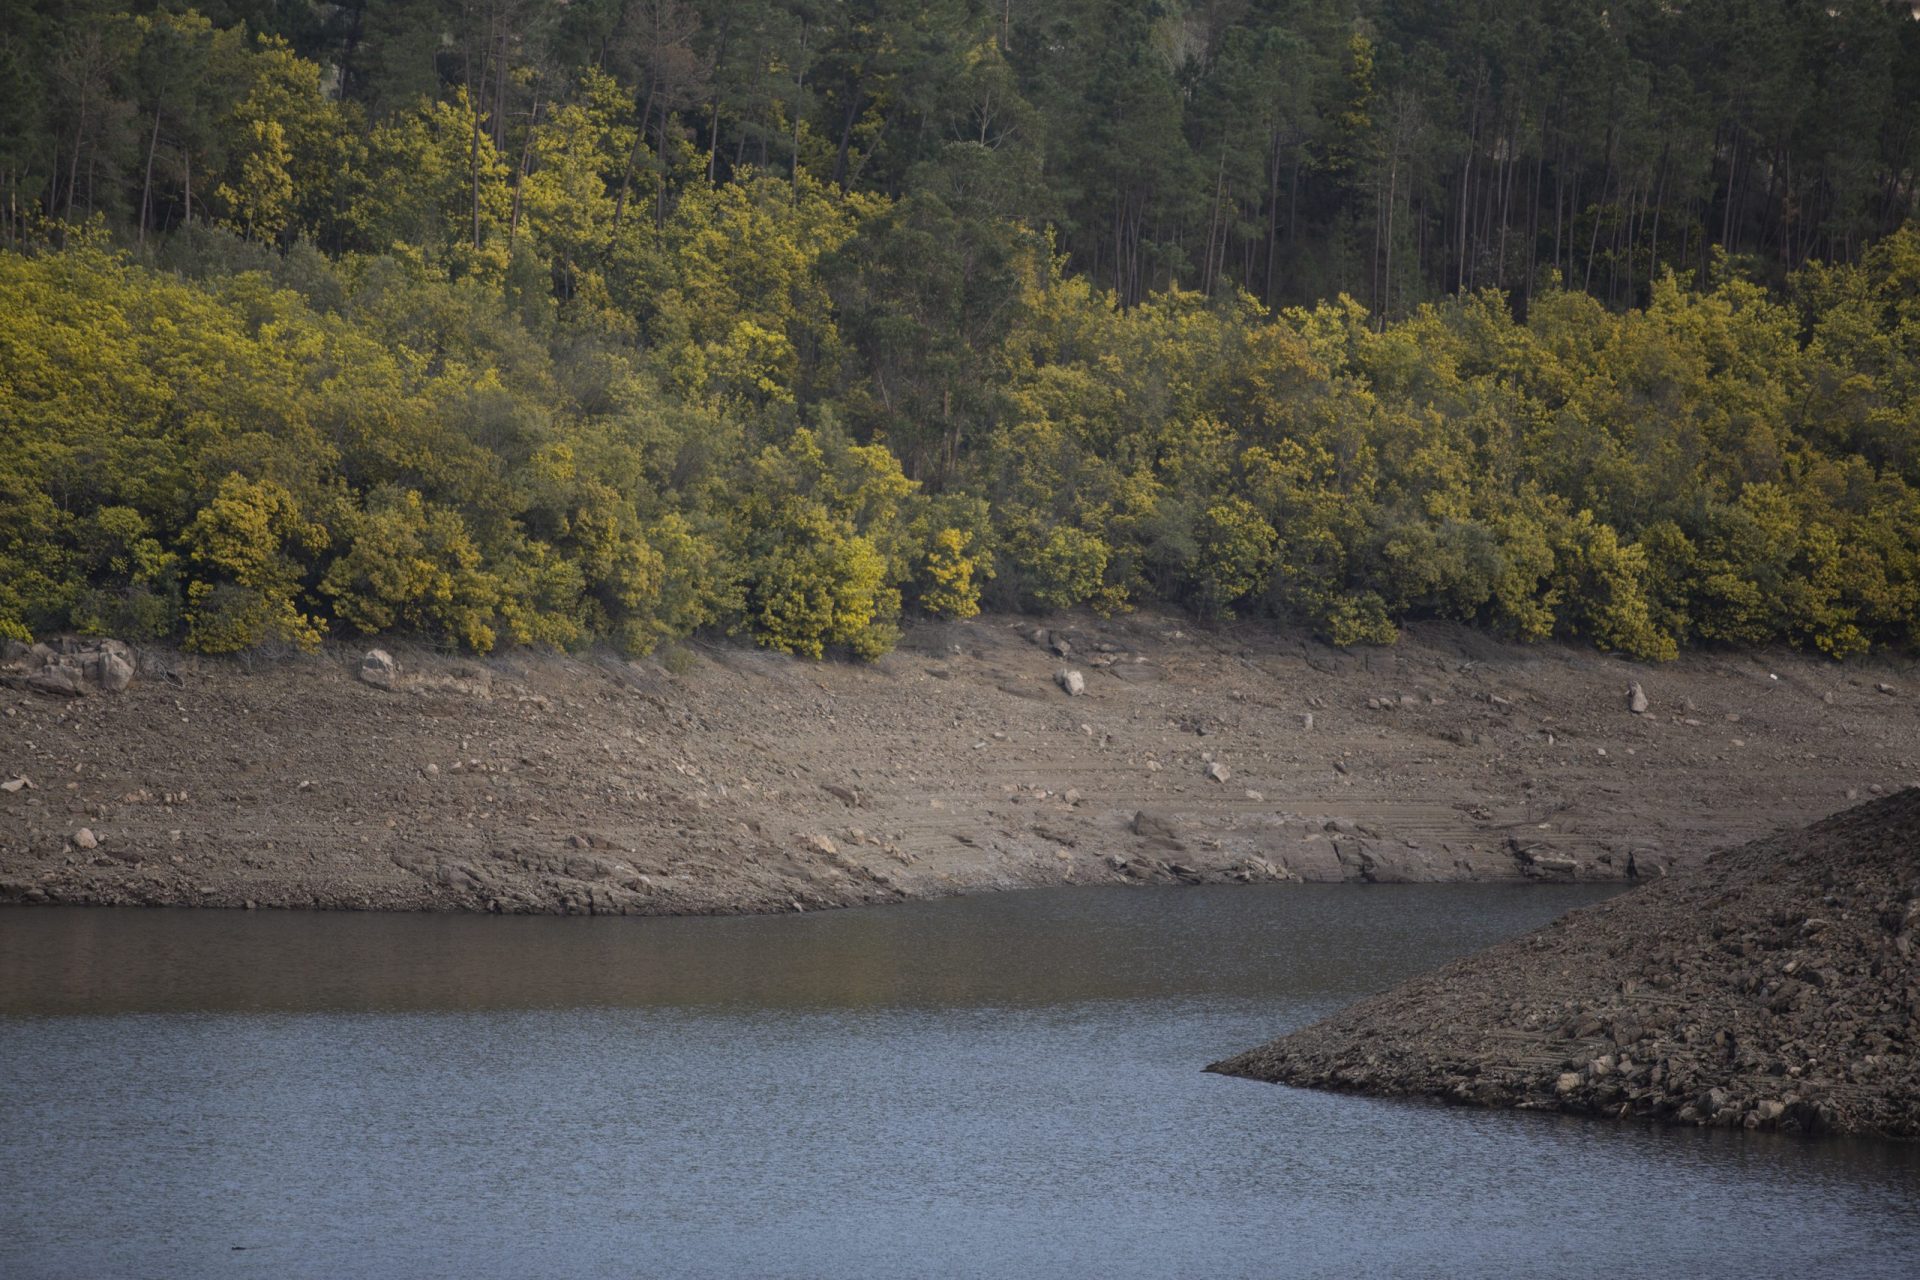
<box><xmin>730</xmin><ymin>428</ymin><xmax>912</xmax><ymax>659</ymax></box>
<box><xmin>976</xmin><ymin>245</ymin><xmax>1920</xmax><ymax>657</ymax></box>
<box><xmin>920</xmin><ymin>527</ymin><xmax>987</xmax><ymax>620</ymax></box>
<box><xmin>5</xmin><ymin>212</ymin><xmax>1920</xmax><ymax>664</ymax></box>
<box><xmin>320</xmin><ymin>489</ymin><xmax>499</xmax><ymax>652</ymax></box>
<box><xmin>180</xmin><ymin>475</ymin><xmax>328</xmax><ymax>652</ymax></box>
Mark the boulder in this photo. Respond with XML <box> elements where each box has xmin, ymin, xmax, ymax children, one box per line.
<box><xmin>359</xmin><ymin>649</ymin><xmax>400</xmax><ymax>690</ymax></box>
<box><xmin>96</xmin><ymin>649</ymin><xmax>135</xmax><ymax>692</ymax></box>
<box><xmin>26</xmin><ymin>666</ymin><xmax>86</xmax><ymax>697</ymax></box>
<box><xmin>7</xmin><ymin>637</ymin><xmax>137</xmax><ymax>696</ymax></box>
<box><xmin>1055</xmin><ymin>668</ymin><xmax>1086</xmax><ymax>697</ymax></box>
<box><xmin>1131</xmin><ymin>809</ymin><xmax>1185</xmax><ymax>849</ymax></box>
<box><xmin>1628</xmin><ymin>682</ymin><xmax>1649</xmax><ymax>714</ymax></box>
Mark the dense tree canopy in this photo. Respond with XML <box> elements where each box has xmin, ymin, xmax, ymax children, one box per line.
<box><xmin>2</xmin><ymin>2</ymin><xmax>1918</xmax><ymax>661</ymax></box>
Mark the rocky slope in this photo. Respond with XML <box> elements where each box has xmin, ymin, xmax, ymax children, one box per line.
<box><xmin>1210</xmin><ymin>789</ymin><xmax>1920</xmax><ymax>1139</ymax></box>
<box><xmin>1</xmin><ymin>613</ymin><xmax>1915</xmax><ymax>915</ymax></box>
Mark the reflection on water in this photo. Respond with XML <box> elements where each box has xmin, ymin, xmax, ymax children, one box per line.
<box><xmin>0</xmin><ymin>883</ymin><xmax>1623</xmax><ymax>1014</ymax></box>
<box><xmin>2</xmin><ymin>886</ymin><xmax>1916</xmax><ymax>1279</ymax></box>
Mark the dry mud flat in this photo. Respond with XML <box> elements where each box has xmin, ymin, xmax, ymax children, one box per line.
<box><xmin>1211</xmin><ymin>789</ymin><xmax>1920</xmax><ymax>1139</ymax></box>
<box><xmin>0</xmin><ymin>613</ymin><xmax>1916</xmax><ymax>915</ymax></box>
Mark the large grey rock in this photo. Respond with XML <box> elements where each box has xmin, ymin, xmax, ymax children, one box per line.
<box><xmin>1131</xmin><ymin>809</ymin><xmax>1185</xmax><ymax>849</ymax></box>
<box><xmin>26</xmin><ymin>666</ymin><xmax>85</xmax><ymax>697</ymax></box>
<box><xmin>359</xmin><ymin>649</ymin><xmax>400</xmax><ymax>690</ymax></box>
<box><xmin>1055</xmin><ymin>668</ymin><xmax>1086</xmax><ymax>697</ymax></box>
<box><xmin>8</xmin><ymin>637</ymin><xmax>137</xmax><ymax>696</ymax></box>
<box><xmin>97</xmin><ymin>650</ymin><xmax>135</xmax><ymax>693</ymax></box>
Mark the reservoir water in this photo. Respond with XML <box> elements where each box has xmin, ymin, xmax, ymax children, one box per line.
<box><xmin>2</xmin><ymin>885</ymin><xmax>1916</xmax><ymax>1278</ymax></box>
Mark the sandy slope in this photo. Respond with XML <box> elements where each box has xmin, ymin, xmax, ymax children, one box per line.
<box><xmin>1</xmin><ymin>611</ymin><xmax>1915</xmax><ymax>914</ymax></box>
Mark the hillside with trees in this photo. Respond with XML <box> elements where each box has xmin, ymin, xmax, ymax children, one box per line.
<box><xmin>2</xmin><ymin>0</ymin><xmax>1918</xmax><ymax>661</ymax></box>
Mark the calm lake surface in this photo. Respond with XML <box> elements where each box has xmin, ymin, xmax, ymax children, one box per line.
<box><xmin>3</xmin><ymin>885</ymin><xmax>1917</xmax><ymax>1279</ymax></box>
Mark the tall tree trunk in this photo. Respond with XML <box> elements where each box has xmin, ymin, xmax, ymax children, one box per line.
<box><xmin>830</xmin><ymin>86</ymin><xmax>862</xmax><ymax>191</ymax></box>
<box><xmin>1203</xmin><ymin>145</ymin><xmax>1226</xmax><ymax>295</ymax></box>
<box><xmin>508</xmin><ymin>97</ymin><xmax>541</xmax><ymax>245</ymax></box>
<box><xmin>610</xmin><ymin>79</ymin><xmax>660</xmax><ymax>237</ymax></box>
<box><xmin>1264</xmin><ymin>132</ymin><xmax>1280</xmax><ymax>304</ymax></box>
<box><xmin>139</xmin><ymin>102</ymin><xmax>163</xmax><ymax>249</ymax></box>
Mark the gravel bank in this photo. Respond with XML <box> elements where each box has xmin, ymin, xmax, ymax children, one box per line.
<box><xmin>1210</xmin><ymin>790</ymin><xmax>1920</xmax><ymax>1139</ymax></box>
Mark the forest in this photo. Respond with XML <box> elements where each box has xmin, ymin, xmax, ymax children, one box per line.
<box><xmin>1</xmin><ymin>0</ymin><xmax>1918</xmax><ymax>662</ymax></box>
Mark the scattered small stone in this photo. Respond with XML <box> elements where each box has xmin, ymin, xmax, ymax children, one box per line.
<box><xmin>1876</xmin><ymin>683</ymin><xmax>1897</xmax><ymax>696</ymax></box>
<box><xmin>1055</xmin><ymin>669</ymin><xmax>1086</xmax><ymax>697</ymax></box>
<box><xmin>73</xmin><ymin>828</ymin><xmax>98</xmax><ymax>850</ymax></box>
<box><xmin>803</xmin><ymin>834</ymin><xmax>839</xmax><ymax>858</ymax></box>
<box><xmin>1244</xmin><ymin>789</ymin><xmax>1265</xmax><ymax>802</ymax></box>
<box><xmin>1298</xmin><ymin>712</ymin><xmax>1314</xmax><ymax>731</ymax></box>
<box><xmin>0</xmin><ymin>777</ymin><xmax>30</xmax><ymax>793</ymax></box>
<box><xmin>1628</xmin><ymin>682</ymin><xmax>1649</xmax><ymax>714</ymax></box>
<box><xmin>1206</xmin><ymin>761</ymin><xmax>1232</xmax><ymax>783</ymax></box>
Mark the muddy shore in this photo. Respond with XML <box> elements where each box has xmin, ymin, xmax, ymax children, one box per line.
<box><xmin>1</xmin><ymin>613</ymin><xmax>1915</xmax><ymax>915</ymax></box>
<box><xmin>1209</xmin><ymin>789</ymin><xmax>1920</xmax><ymax>1140</ymax></box>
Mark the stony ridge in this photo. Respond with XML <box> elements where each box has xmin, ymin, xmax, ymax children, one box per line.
<box><xmin>1210</xmin><ymin>789</ymin><xmax>1920</xmax><ymax>1139</ymax></box>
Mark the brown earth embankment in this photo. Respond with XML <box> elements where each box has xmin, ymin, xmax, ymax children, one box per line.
<box><xmin>1</xmin><ymin>613</ymin><xmax>1915</xmax><ymax>915</ymax></box>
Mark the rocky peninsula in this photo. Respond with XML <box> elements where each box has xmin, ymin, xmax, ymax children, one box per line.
<box><xmin>1210</xmin><ymin>789</ymin><xmax>1920</xmax><ymax>1139</ymax></box>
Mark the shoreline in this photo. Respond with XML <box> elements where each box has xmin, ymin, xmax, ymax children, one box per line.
<box><xmin>3</xmin><ymin>612</ymin><xmax>1914</xmax><ymax>916</ymax></box>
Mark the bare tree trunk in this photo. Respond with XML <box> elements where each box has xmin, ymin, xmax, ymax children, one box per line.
<box><xmin>1203</xmin><ymin>145</ymin><xmax>1226</xmax><ymax>295</ymax></box>
<box><xmin>508</xmin><ymin>97</ymin><xmax>541</xmax><ymax>245</ymax></box>
<box><xmin>830</xmin><ymin>87</ymin><xmax>861</xmax><ymax>191</ymax></box>
<box><xmin>139</xmin><ymin>102</ymin><xmax>163</xmax><ymax>249</ymax></box>
<box><xmin>611</xmin><ymin>79</ymin><xmax>659</xmax><ymax>237</ymax></box>
<box><xmin>1264</xmin><ymin>132</ymin><xmax>1279</xmax><ymax>304</ymax></box>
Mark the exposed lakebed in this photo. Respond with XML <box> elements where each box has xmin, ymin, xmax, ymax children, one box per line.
<box><xmin>4</xmin><ymin>885</ymin><xmax>1917</xmax><ymax>1278</ymax></box>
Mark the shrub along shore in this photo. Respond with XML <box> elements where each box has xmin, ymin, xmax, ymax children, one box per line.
<box><xmin>6</xmin><ymin>229</ymin><xmax>1920</xmax><ymax>667</ymax></box>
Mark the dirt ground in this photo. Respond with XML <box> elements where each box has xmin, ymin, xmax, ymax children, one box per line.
<box><xmin>1</xmin><ymin>612</ymin><xmax>1916</xmax><ymax>914</ymax></box>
